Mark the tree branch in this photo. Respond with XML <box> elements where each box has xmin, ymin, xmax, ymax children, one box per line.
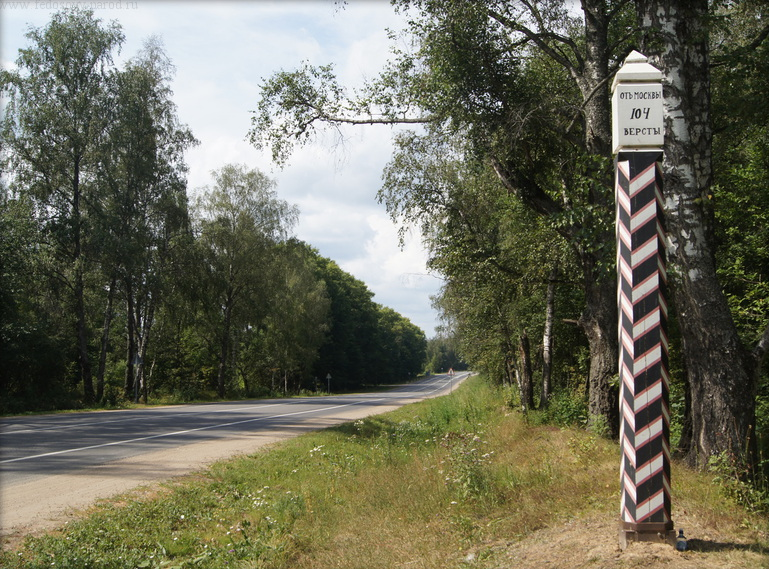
<box><xmin>564</xmin><ymin>71</ymin><xmax>615</xmax><ymax>136</ymax></box>
<box><xmin>489</xmin><ymin>156</ymin><xmax>562</xmax><ymax>219</ymax></box>
<box><xmin>607</xmin><ymin>0</ymin><xmax>634</xmax><ymax>23</ymax></box>
<box><xmin>319</xmin><ymin>114</ymin><xmax>434</xmax><ymax>126</ymax></box>
<box><xmin>486</xmin><ymin>8</ymin><xmax>582</xmax><ymax>74</ymax></box>
<box><xmin>712</xmin><ymin>22</ymin><xmax>769</xmax><ymax>68</ymax></box>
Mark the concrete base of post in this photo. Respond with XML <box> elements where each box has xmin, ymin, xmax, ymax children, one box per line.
<box><xmin>619</xmin><ymin>520</ymin><xmax>676</xmax><ymax>550</ymax></box>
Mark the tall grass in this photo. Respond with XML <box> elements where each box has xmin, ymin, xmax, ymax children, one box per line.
<box><xmin>2</xmin><ymin>376</ymin><xmax>766</xmax><ymax>568</ymax></box>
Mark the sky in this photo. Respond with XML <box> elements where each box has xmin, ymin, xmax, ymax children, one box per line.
<box><xmin>0</xmin><ymin>0</ymin><xmax>445</xmax><ymax>336</ymax></box>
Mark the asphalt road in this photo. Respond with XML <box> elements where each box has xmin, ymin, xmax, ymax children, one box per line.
<box><xmin>0</xmin><ymin>373</ymin><xmax>468</xmax><ymax>538</ymax></box>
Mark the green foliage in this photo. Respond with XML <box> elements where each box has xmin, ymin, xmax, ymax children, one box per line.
<box><xmin>525</xmin><ymin>388</ymin><xmax>588</xmax><ymax>428</ymax></box>
<box><xmin>1</xmin><ymin>6</ymin><xmax>127</xmax><ymax>403</ymax></box>
<box><xmin>250</xmin><ymin>62</ymin><xmax>347</xmax><ymax>167</ymax></box>
<box><xmin>375</xmin><ymin>306</ymin><xmax>428</xmax><ymax>382</ymax></box>
<box><xmin>0</xmin><ymin>195</ymin><xmax>73</xmax><ymax>412</ymax></box>
<box><xmin>440</xmin><ymin>430</ymin><xmax>494</xmax><ymax>501</ymax></box>
<box><xmin>194</xmin><ymin>163</ymin><xmax>299</xmax><ymax>397</ymax></box>
<box><xmin>257</xmin><ymin>239</ymin><xmax>331</xmax><ymax>393</ymax></box>
<box><xmin>708</xmin><ymin>451</ymin><xmax>769</xmax><ymax>515</ymax></box>
<box><xmin>392</xmin><ymin>150</ymin><xmax>584</xmax><ymax>408</ymax></box>
<box><xmin>310</xmin><ymin>257</ymin><xmax>376</xmax><ymax>390</ymax></box>
<box><xmin>713</xmin><ymin>133</ymin><xmax>769</xmax><ymax>345</ymax></box>
<box><xmin>425</xmin><ymin>335</ymin><xmax>467</xmax><ymax>374</ymax></box>
<box><xmin>309</xmin><ymin>257</ymin><xmax>427</xmax><ymax>391</ymax></box>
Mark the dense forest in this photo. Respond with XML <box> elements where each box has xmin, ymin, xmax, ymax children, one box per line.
<box><xmin>0</xmin><ymin>9</ymin><xmax>427</xmax><ymax>414</ymax></box>
<box><xmin>250</xmin><ymin>0</ymin><xmax>769</xmax><ymax>475</ymax></box>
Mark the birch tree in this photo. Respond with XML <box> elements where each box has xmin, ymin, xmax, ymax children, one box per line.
<box><xmin>100</xmin><ymin>37</ymin><xmax>197</xmax><ymax>401</ymax></box>
<box><xmin>195</xmin><ymin>164</ymin><xmax>298</xmax><ymax>397</ymax></box>
<box><xmin>1</xmin><ymin>7</ymin><xmax>124</xmax><ymax>402</ymax></box>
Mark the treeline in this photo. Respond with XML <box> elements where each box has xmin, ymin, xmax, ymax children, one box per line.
<box><xmin>251</xmin><ymin>0</ymin><xmax>769</xmax><ymax>473</ymax></box>
<box><xmin>0</xmin><ymin>9</ymin><xmax>426</xmax><ymax>414</ymax></box>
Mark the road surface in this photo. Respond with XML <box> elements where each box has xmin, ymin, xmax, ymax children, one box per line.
<box><xmin>0</xmin><ymin>373</ymin><xmax>468</xmax><ymax>542</ymax></box>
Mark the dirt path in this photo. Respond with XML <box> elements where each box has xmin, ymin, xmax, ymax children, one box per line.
<box><xmin>486</xmin><ymin>513</ymin><xmax>767</xmax><ymax>569</ymax></box>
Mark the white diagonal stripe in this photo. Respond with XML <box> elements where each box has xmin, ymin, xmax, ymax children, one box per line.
<box><xmin>635</xmin><ymin>416</ymin><xmax>663</xmax><ymax>447</ymax></box>
<box><xmin>631</xmin><ymin>238</ymin><xmax>658</xmax><ymax>268</ymax></box>
<box><xmin>636</xmin><ymin>454</ymin><xmax>664</xmax><ymax>485</ymax></box>
<box><xmin>631</xmin><ymin>200</ymin><xmax>657</xmax><ymax>232</ymax></box>
<box><xmin>629</xmin><ymin>164</ymin><xmax>657</xmax><ymax>197</ymax></box>
<box><xmin>636</xmin><ymin>489</ymin><xmax>665</xmax><ymax>520</ymax></box>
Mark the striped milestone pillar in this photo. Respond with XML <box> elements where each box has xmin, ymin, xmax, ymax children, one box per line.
<box><xmin>611</xmin><ymin>51</ymin><xmax>674</xmax><ymax>549</ymax></box>
<box><xmin>616</xmin><ymin>152</ymin><xmax>673</xmax><ymax>547</ymax></box>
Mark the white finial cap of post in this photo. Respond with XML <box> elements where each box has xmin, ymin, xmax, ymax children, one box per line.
<box><xmin>611</xmin><ymin>51</ymin><xmax>663</xmax><ymax>92</ymax></box>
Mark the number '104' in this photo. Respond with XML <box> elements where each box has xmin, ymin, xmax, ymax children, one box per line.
<box><xmin>630</xmin><ymin>108</ymin><xmax>651</xmax><ymax>120</ymax></box>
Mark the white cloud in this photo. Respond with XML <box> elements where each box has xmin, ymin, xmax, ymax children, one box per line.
<box><xmin>341</xmin><ymin>214</ymin><xmax>442</xmax><ymax>334</ymax></box>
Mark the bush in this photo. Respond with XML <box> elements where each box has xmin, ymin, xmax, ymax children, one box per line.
<box><xmin>528</xmin><ymin>389</ymin><xmax>588</xmax><ymax>428</ymax></box>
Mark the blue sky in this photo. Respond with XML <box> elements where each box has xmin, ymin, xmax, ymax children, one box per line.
<box><xmin>1</xmin><ymin>0</ymin><xmax>444</xmax><ymax>335</ymax></box>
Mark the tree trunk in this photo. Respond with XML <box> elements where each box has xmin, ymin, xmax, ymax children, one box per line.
<box><xmin>676</xmin><ymin>366</ymin><xmax>694</xmax><ymax>457</ymax></box>
<box><xmin>73</xmin><ymin>159</ymin><xmax>94</xmax><ymax>404</ymax></box>
<box><xmin>540</xmin><ymin>266</ymin><xmax>556</xmax><ymax>408</ymax></box>
<box><xmin>579</xmin><ymin>0</ymin><xmax>612</xmax><ymax>158</ymax></box>
<box><xmin>124</xmin><ymin>280</ymin><xmax>136</xmax><ymax>401</ymax></box>
<box><xmin>639</xmin><ymin>0</ymin><xmax>757</xmax><ymax>468</ymax></box>
<box><xmin>137</xmin><ymin>296</ymin><xmax>155</xmax><ymax>405</ymax></box>
<box><xmin>518</xmin><ymin>330</ymin><xmax>534</xmax><ymax>412</ymax></box>
<box><xmin>504</xmin><ymin>347</ymin><xmax>516</xmax><ymax>387</ymax></box>
<box><xmin>579</xmin><ymin>0</ymin><xmax>620</xmax><ymax>437</ymax></box>
<box><xmin>96</xmin><ymin>276</ymin><xmax>117</xmax><ymax>402</ymax></box>
<box><xmin>580</xmin><ymin>270</ymin><xmax>619</xmax><ymax>437</ymax></box>
<box><xmin>218</xmin><ymin>297</ymin><xmax>232</xmax><ymax>398</ymax></box>
<box><xmin>75</xmin><ymin>268</ymin><xmax>94</xmax><ymax>403</ymax></box>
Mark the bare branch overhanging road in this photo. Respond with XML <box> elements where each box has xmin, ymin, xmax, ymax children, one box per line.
<box><xmin>0</xmin><ymin>373</ymin><xmax>468</xmax><ymax>539</ymax></box>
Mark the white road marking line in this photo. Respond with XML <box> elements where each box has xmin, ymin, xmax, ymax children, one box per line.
<box><xmin>1</xmin><ymin>374</ymin><xmax>464</xmax><ymax>464</ymax></box>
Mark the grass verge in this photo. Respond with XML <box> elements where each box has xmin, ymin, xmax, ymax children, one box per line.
<box><xmin>2</xmin><ymin>375</ymin><xmax>767</xmax><ymax>568</ymax></box>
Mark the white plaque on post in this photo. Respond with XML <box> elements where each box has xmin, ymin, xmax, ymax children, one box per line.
<box><xmin>611</xmin><ymin>51</ymin><xmax>664</xmax><ymax>154</ymax></box>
